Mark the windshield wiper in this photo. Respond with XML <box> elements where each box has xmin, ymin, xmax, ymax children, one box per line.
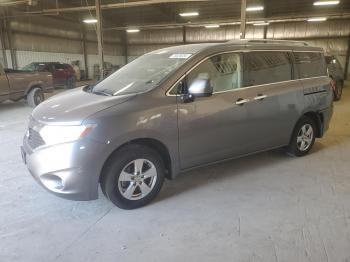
<box><xmin>92</xmin><ymin>90</ymin><xmax>112</xmax><ymax>96</ymax></box>
<box><xmin>92</xmin><ymin>91</ymin><xmax>112</xmax><ymax>96</ymax></box>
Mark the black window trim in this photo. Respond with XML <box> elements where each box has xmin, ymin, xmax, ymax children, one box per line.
<box><xmin>166</xmin><ymin>49</ymin><xmax>326</xmax><ymax>97</ymax></box>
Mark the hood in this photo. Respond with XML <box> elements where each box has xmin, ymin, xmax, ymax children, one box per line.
<box><xmin>32</xmin><ymin>87</ymin><xmax>135</xmax><ymax>125</ymax></box>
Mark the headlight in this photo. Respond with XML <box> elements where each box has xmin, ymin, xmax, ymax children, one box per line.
<box><xmin>39</xmin><ymin>124</ymin><xmax>96</xmax><ymax>146</ymax></box>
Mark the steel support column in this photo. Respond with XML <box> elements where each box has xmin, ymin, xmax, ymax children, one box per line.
<box><xmin>81</xmin><ymin>25</ymin><xmax>89</xmax><ymax>80</ymax></box>
<box><xmin>123</xmin><ymin>31</ymin><xmax>128</xmax><ymax>65</ymax></box>
<box><xmin>239</xmin><ymin>0</ymin><xmax>247</xmax><ymax>39</ymax></box>
<box><xmin>95</xmin><ymin>0</ymin><xmax>104</xmax><ymax>80</ymax></box>
<box><xmin>0</xmin><ymin>19</ymin><xmax>8</xmax><ymax>68</ymax></box>
<box><xmin>183</xmin><ymin>26</ymin><xmax>187</xmax><ymax>44</ymax></box>
<box><xmin>344</xmin><ymin>33</ymin><xmax>350</xmax><ymax>80</ymax></box>
<box><xmin>4</xmin><ymin>18</ymin><xmax>17</xmax><ymax>69</ymax></box>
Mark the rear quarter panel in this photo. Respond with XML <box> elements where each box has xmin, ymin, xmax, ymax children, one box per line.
<box><xmin>300</xmin><ymin>76</ymin><xmax>333</xmax><ymax>133</ymax></box>
<box><xmin>301</xmin><ymin>76</ymin><xmax>333</xmax><ymax>112</ymax></box>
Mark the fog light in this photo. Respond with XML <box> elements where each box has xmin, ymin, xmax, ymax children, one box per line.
<box><xmin>41</xmin><ymin>174</ymin><xmax>64</xmax><ymax>191</ymax></box>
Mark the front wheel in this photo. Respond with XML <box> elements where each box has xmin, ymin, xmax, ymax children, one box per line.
<box><xmin>101</xmin><ymin>144</ymin><xmax>165</xmax><ymax>209</ymax></box>
<box><xmin>27</xmin><ymin>87</ymin><xmax>44</xmax><ymax>107</ymax></box>
<box><xmin>286</xmin><ymin>116</ymin><xmax>316</xmax><ymax>157</ymax></box>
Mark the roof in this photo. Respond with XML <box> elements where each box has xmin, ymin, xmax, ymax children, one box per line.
<box><xmin>150</xmin><ymin>39</ymin><xmax>323</xmax><ymax>56</ymax></box>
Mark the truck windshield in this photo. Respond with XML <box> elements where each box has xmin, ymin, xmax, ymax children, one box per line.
<box><xmin>91</xmin><ymin>50</ymin><xmax>193</xmax><ymax>96</ymax></box>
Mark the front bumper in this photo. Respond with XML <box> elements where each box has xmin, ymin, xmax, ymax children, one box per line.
<box><xmin>21</xmin><ymin>136</ymin><xmax>107</xmax><ymax>201</ymax></box>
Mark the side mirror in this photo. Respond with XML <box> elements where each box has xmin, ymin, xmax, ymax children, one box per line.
<box><xmin>188</xmin><ymin>75</ymin><xmax>213</xmax><ymax>97</ymax></box>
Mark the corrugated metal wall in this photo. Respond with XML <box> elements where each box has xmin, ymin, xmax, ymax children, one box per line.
<box><xmin>0</xmin><ymin>16</ymin><xmax>125</xmax><ymax>78</ymax></box>
<box><xmin>126</xmin><ymin>20</ymin><xmax>350</xmax><ymax>76</ymax></box>
<box><xmin>0</xmin><ymin>16</ymin><xmax>349</xmax><ymax>78</ymax></box>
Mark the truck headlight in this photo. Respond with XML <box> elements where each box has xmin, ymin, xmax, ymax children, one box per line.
<box><xmin>39</xmin><ymin>124</ymin><xmax>96</xmax><ymax>146</ymax></box>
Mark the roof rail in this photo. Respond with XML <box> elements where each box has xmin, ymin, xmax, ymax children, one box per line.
<box><xmin>246</xmin><ymin>39</ymin><xmax>309</xmax><ymax>46</ymax></box>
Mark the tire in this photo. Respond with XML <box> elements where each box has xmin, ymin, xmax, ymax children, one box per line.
<box><xmin>66</xmin><ymin>76</ymin><xmax>76</xmax><ymax>89</ymax></box>
<box><xmin>333</xmin><ymin>80</ymin><xmax>343</xmax><ymax>101</ymax></box>
<box><xmin>27</xmin><ymin>87</ymin><xmax>44</xmax><ymax>107</ymax></box>
<box><xmin>101</xmin><ymin>144</ymin><xmax>165</xmax><ymax>209</ymax></box>
<box><xmin>286</xmin><ymin>116</ymin><xmax>316</xmax><ymax>157</ymax></box>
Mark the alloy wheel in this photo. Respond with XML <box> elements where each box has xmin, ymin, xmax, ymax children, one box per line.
<box><xmin>118</xmin><ymin>159</ymin><xmax>158</xmax><ymax>200</ymax></box>
<box><xmin>297</xmin><ymin>124</ymin><xmax>314</xmax><ymax>151</ymax></box>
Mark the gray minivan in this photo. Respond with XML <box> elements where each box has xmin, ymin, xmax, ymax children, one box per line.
<box><xmin>21</xmin><ymin>40</ymin><xmax>333</xmax><ymax>209</ymax></box>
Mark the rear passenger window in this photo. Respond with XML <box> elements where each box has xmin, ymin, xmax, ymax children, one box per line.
<box><xmin>243</xmin><ymin>52</ymin><xmax>292</xmax><ymax>87</ymax></box>
<box><xmin>293</xmin><ymin>52</ymin><xmax>327</xmax><ymax>79</ymax></box>
<box><xmin>186</xmin><ymin>53</ymin><xmax>242</xmax><ymax>93</ymax></box>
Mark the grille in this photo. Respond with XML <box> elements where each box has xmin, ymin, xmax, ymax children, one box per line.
<box><xmin>28</xmin><ymin>128</ymin><xmax>45</xmax><ymax>149</ymax></box>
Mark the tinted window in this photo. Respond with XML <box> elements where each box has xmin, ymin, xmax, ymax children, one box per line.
<box><xmin>55</xmin><ymin>64</ymin><xmax>65</xmax><ymax>70</ymax></box>
<box><xmin>36</xmin><ymin>64</ymin><xmax>49</xmax><ymax>72</ymax></box>
<box><xmin>294</xmin><ymin>52</ymin><xmax>327</xmax><ymax>79</ymax></box>
<box><xmin>243</xmin><ymin>52</ymin><xmax>292</xmax><ymax>87</ymax></box>
<box><xmin>22</xmin><ymin>63</ymin><xmax>36</xmax><ymax>72</ymax></box>
<box><xmin>186</xmin><ymin>53</ymin><xmax>242</xmax><ymax>93</ymax></box>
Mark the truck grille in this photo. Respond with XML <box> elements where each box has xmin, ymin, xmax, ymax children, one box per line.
<box><xmin>28</xmin><ymin>128</ymin><xmax>45</xmax><ymax>149</ymax></box>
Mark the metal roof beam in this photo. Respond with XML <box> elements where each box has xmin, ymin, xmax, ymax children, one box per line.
<box><xmin>24</xmin><ymin>0</ymin><xmax>213</xmax><ymax>14</ymax></box>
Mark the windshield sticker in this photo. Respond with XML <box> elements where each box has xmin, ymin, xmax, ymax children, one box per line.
<box><xmin>169</xmin><ymin>54</ymin><xmax>192</xmax><ymax>59</ymax></box>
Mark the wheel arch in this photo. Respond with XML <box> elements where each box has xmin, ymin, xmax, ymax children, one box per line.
<box><xmin>25</xmin><ymin>84</ymin><xmax>43</xmax><ymax>97</ymax></box>
<box><xmin>303</xmin><ymin>111</ymin><xmax>324</xmax><ymax>138</ymax></box>
<box><xmin>99</xmin><ymin>138</ymin><xmax>173</xmax><ymax>183</ymax></box>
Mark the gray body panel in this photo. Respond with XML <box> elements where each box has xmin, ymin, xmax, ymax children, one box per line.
<box><xmin>21</xmin><ymin>40</ymin><xmax>333</xmax><ymax>201</ymax></box>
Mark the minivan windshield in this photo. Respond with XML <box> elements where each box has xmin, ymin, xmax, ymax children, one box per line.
<box><xmin>91</xmin><ymin>50</ymin><xmax>193</xmax><ymax>96</ymax></box>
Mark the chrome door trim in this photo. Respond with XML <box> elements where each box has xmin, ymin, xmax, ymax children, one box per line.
<box><xmin>235</xmin><ymin>99</ymin><xmax>250</xmax><ymax>105</ymax></box>
<box><xmin>254</xmin><ymin>95</ymin><xmax>267</xmax><ymax>101</ymax></box>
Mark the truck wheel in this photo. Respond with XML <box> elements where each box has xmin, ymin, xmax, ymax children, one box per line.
<box><xmin>286</xmin><ymin>116</ymin><xmax>316</xmax><ymax>157</ymax></box>
<box><xmin>27</xmin><ymin>88</ymin><xmax>44</xmax><ymax>107</ymax></box>
<box><xmin>66</xmin><ymin>76</ymin><xmax>76</xmax><ymax>89</ymax></box>
<box><xmin>333</xmin><ymin>80</ymin><xmax>343</xmax><ymax>101</ymax></box>
<box><xmin>101</xmin><ymin>144</ymin><xmax>165</xmax><ymax>209</ymax></box>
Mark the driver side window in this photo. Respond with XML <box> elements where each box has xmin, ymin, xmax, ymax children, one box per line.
<box><xmin>187</xmin><ymin>53</ymin><xmax>242</xmax><ymax>94</ymax></box>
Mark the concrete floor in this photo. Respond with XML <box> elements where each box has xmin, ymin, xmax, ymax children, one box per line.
<box><xmin>1</xmin><ymin>82</ymin><xmax>350</xmax><ymax>262</ymax></box>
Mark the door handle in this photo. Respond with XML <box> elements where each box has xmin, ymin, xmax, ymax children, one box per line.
<box><xmin>235</xmin><ymin>98</ymin><xmax>250</xmax><ymax>105</ymax></box>
<box><xmin>254</xmin><ymin>94</ymin><xmax>267</xmax><ymax>101</ymax></box>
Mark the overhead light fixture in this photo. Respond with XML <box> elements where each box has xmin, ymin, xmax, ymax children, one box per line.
<box><xmin>307</xmin><ymin>17</ymin><xmax>327</xmax><ymax>22</ymax></box>
<box><xmin>179</xmin><ymin>12</ymin><xmax>199</xmax><ymax>17</ymax></box>
<box><xmin>313</xmin><ymin>1</ymin><xmax>340</xmax><ymax>6</ymax></box>
<box><xmin>246</xmin><ymin>6</ymin><xmax>264</xmax><ymax>12</ymax></box>
<box><xmin>83</xmin><ymin>19</ymin><xmax>98</xmax><ymax>24</ymax></box>
<box><xmin>126</xmin><ymin>29</ymin><xmax>140</xmax><ymax>33</ymax></box>
<box><xmin>253</xmin><ymin>22</ymin><xmax>270</xmax><ymax>26</ymax></box>
<box><xmin>205</xmin><ymin>24</ymin><xmax>220</xmax><ymax>29</ymax></box>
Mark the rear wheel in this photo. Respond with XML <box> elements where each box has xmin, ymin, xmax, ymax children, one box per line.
<box><xmin>333</xmin><ymin>80</ymin><xmax>343</xmax><ymax>101</ymax></box>
<box><xmin>286</xmin><ymin>116</ymin><xmax>316</xmax><ymax>157</ymax></box>
<box><xmin>27</xmin><ymin>87</ymin><xmax>44</xmax><ymax>107</ymax></box>
<box><xmin>66</xmin><ymin>76</ymin><xmax>76</xmax><ymax>89</ymax></box>
<box><xmin>101</xmin><ymin>144</ymin><xmax>165</xmax><ymax>209</ymax></box>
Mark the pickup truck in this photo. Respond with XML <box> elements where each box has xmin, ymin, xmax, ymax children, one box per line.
<box><xmin>0</xmin><ymin>63</ymin><xmax>53</xmax><ymax>107</ymax></box>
